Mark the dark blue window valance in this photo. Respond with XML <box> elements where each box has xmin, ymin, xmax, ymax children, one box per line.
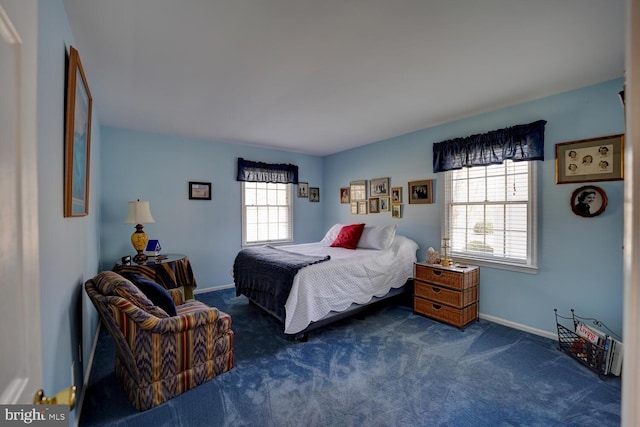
<box><xmin>236</xmin><ymin>158</ymin><xmax>299</xmax><ymax>184</ymax></box>
<box><xmin>432</xmin><ymin>120</ymin><xmax>547</xmax><ymax>173</ymax></box>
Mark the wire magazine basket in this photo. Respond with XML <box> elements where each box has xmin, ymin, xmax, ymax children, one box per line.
<box><xmin>554</xmin><ymin>309</ymin><xmax>622</xmax><ymax>378</ymax></box>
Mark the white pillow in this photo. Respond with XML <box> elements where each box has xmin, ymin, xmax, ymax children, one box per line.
<box><xmin>390</xmin><ymin>234</ymin><xmax>420</xmax><ymax>256</ymax></box>
<box><xmin>321</xmin><ymin>223</ymin><xmax>344</xmax><ymax>243</ymax></box>
<box><xmin>357</xmin><ymin>224</ymin><xmax>397</xmax><ymax>250</ymax></box>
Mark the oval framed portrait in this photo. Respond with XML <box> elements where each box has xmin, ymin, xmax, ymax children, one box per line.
<box><xmin>571</xmin><ymin>185</ymin><xmax>607</xmax><ymax>217</ymax></box>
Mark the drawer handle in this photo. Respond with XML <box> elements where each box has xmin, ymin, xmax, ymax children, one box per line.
<box><xmin>432</xmin><ymin>270</ymin><xmax>442</xmax><ymax>276</ymax></box>
<box><xmin>432</xmin><ymin>304</ymin><xmax>442</xmax><ymax>311</ymax></box>
<box><xmin>431</xmin><ymin>287</ymin><xmax>441</xmax><ymax>293</ymax></box>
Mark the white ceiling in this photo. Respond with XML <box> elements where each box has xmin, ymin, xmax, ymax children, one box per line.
<box><xmin>62</xmin><ymin>0</ymin><xmax>624</xmax><ymax>156</ymax></box>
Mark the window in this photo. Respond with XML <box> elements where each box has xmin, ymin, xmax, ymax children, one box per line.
<box><xmin>242</xmin><ymin>182</ymin><xmax>293</xmax><ymax>246</ymax></box>
<box><xmin>442</xmin><ymin>160</ymin><xmax>537</xmax><ymax>273</ymax></box>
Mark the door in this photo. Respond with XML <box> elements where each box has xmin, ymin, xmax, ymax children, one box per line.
<box><xmin>0</xmin><ymin>3</ymin><xmax>43</xmax><ymax>404</ymax></box>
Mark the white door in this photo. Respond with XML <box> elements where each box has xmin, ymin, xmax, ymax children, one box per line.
<box><xmin>0</xmin><ymin>3</ymin><xmax>43</xmax><ymax>404</ymax></box>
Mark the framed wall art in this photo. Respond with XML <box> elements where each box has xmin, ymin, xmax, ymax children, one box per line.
<box><xmin>350</xmin><ymin>202</ymin><xmax>358</xmax><ymax>215</ymax></box>
<box><xmin>350</xmin><ymin>180</ymin><xmax>367</xmax><ymax>201</ymax></box>
<box><xmin>369</xmin><ymin>197</ymin><xmax>380</xmax><ymax>213</ymax></box>
<box><xmin>570</xmin><ymin>185</ymin><xmax>607</xmax><ymax>218</ymax></box>
<box><xmin>555</xmin><ymin>134</ymin><xmax>624</xmax><ymax>184</ymax></box>
<box><xmin>379</xmin><ymin>197</ymin><xmax>390</xmax><ymax>212</ymax></box>
<box><xmin>340</xmin><ymin>187</ymin><xmax>350</xmax><ymax>203</ymax></box>
<box><xmin>64</xmin><ymin>46</ymin><xmax>93</xmax><ymax>217</ymax></box>
<box><xmin>391</xmin><ymin>204</ymin><xmax>402</xmax><ymax>218</ymax></box>
<box><xmin>369</xmin><ymin>177</ymin><xmax>389</xmax><ymax>197</ymax></box>
<box><xmin>309</xmin><ymin>187</ymin><xmax>320</xmax><ymax>202</ymax></box>
<box><xmin>189</xmin><ymin>181</ymin><xmax>211</xmax><ymax>200</ymax></box>
<box><xmin>391</xmin><ymin>186</ymin><xmax>402</xmax><ymax>204</ymax></box>
<box><xmin>358</xmin><ymin>200</ymin><xmax>368</xmax><ymax>214</ymax></box>
<box><xmin>408</xmin><ymin>180</ymin><xmax>433</xmax><ymax>204</ymax></box>
<box><xmin>297</xmin><ymin>182</ymin><xmax>309</xmax><ymax>197</ymax></box>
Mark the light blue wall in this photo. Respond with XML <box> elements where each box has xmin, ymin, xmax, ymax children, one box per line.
<box><xmin>324</xmin><ymin>78</ymin><xmax>625</xmax><ymax>336</ymax></box>
<box><xmin>99</xmin><ymin>127</ymin><xmax>324</xmax><ymax>287</ymax></box>
<box><xmin>37</xmin><ymin>0</ymin><xmax>101</xmax><ymax>422</ymax></box>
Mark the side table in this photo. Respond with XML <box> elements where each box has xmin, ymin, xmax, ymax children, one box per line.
<box><xmin>413</xmin><ymin>262</ymin><xmax>479</xmax><ymax>329</ymax></box>
<box><xmin>113</xmin><ymin>253</ymin><xmax>197</xmax><ymax>300</ymax></box>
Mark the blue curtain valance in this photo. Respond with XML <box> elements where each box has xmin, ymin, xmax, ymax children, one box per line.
<box><xmin>236</xmin><ymin>158</ymin><xmax>299</xmax><ymax>184</ymax></box>
<box><xmin>432</xmin><ymin>120</ymin><xmax>547</xmax><ymax>173</ymax></box>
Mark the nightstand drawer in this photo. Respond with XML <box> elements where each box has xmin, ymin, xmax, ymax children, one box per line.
<box><xmin>414</xmin><ymin>264</ymin><xmax>478</xmax><ymax>290</ymax></box>
<box><xmin>414</xmin><ymin>281</ymin><xmax>477</xmax><ymax>308</ymax></box>
<box><xmin>414</xmin><ymin>299</ymin><xmax>478</xmax><ymax>328</ymax></box>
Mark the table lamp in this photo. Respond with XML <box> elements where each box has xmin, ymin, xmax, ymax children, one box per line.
<box><xmin>125</xmin><ymin>199</ymin><xmax>155</xmax><ymax>263</ymax></box>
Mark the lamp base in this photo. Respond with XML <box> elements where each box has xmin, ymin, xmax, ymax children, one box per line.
<box><xmin>133</xmin><ymin>252</ymin><xmax>148</xmax><ymax>263</ymax></box>
<box><xmin>131</xmin><ymin>224</ymin><xmax>149</xmax><ymax>264</ymax></box>
<box><xmin>440</xmin><ymin>258</ymin><xmax>454</xmax><ymax>267</ymax></box>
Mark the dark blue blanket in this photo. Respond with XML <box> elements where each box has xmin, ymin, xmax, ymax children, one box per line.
<box><xmin>233</xmin><ymin>245</ymin><xmax>331</xmax><ymax>320</ymax></box>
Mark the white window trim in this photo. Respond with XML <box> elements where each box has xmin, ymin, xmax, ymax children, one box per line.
<box><xmin>241</xmin><ymin>182</ymin><xmax>294</xmax><ymax>247</ymax></box>
<box><xmin>440</xmin><ymin>161</ymin><xmax>538</xmax><ymax>274</ymax></box>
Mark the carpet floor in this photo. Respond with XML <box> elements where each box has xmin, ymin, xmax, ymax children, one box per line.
<box><xmin>79</xmin><ymin>288</ymin><xmax>621</xmax><ymax>426</ymax></box>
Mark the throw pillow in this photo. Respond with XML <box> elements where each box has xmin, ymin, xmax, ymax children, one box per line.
<box><xmin>330</xmin><ymin>223</ymin><xmax>365</xmax><ymax>249</ymax></box>
<box><xmin>120</xmin><ymin>272</ymin><xmax>178</xmax><ymax>316</ymax></box>
<box><xmin>111</xmin><ymin>277</ymin><xmax>169</xmax><ymax>318</ymax></box>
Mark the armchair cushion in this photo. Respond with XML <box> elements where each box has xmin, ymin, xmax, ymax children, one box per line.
<box><xmin>120</xmin><ymin>272</ymin><xmax>177</xmax><ymax>316</ymax></box>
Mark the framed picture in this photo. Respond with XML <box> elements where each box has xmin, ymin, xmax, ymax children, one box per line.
<box><xmin>309</xmin><ymin>187</ymin><xmax>320</xmax><ymax>202</ymax></box>
<box><xmin>350</xmin><ymin>202</ymin><xmax>358</xmax><ymax>215</ymax></box>
<box><xmin>391</xmin><ymin>204</ymin><xmax>402</xmax><ymax>218</ymax></box>
<box><xmin>379</xmin><ymin>197</ymin><xmax>390</xmax><ymax>212</ymax></box>
<box><xmin>571</xmin><ymin>185</ymin><xmax>607</xmax><ymax>218</ymax></box>
<box><xmin>391</xmin><ymin>187</ymin><xmax>402</xmax><ymax>204</ymax></box>
<box><xmin>189</xmin><ymin>181</ymin><xmax>211</xmax><ymax>200</ymax></box>
<box><xmin>369</xmin><ymin>177</ymin><xmax>389</xmax><ymax>197</ymax></box>
<box><xmin>369</xmin><ymin>197</ymin><xmax>380</xmax><ymax>213</ymax></box>
<box><xmin>555</xmin><ymin>134</ymin><xmax>624</xmax><ymax>184</ymax></box>
<box><xmin>350</xmin><ymin>180</ymin><xmax>367</xmax><ymax>201</ymax></box>
<box><xmin>408</xmin><ymin>180</ymin><xmax>433</xmax><ymax>204</ymax></box>
<box><xmin>340</xmin><ymin>187</ymin><xmax>350</xmax><ymax>203</ymax></box>
<box><xmin>297</xmin><ymin>182</ymin><xmax>309</xmax><ymax>197</ymax></box>
<box><xmin>358</xmin><ymin>200</ymin><xmax>368</xmax><ymax>214</ymax></box>
<box><xmin>64</xmin><ymin>46</ymin><xmax>93</xmax><ymax>217</ymax></box>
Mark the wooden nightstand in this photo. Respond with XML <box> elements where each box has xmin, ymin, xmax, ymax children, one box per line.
<box><xmin>413</xmin><ymin>262</ymin><xmax>479</xmax><ymax>328</ymax></box>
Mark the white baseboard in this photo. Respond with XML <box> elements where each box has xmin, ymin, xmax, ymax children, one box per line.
<box><xmin>479</xmin><ymin>312</ymin><xmax>557</xmax><ymax>341</ymax></box>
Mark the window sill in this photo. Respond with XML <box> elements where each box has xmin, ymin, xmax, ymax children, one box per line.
<box><xmin>450</xmin><ymin>256</ymin><xmax>538</xmax><ymax>274</ymax></box>
<box><xmin>242</xmin><ymin>240</ymin><xmax>294</xmax><ymax>248</ymax></box>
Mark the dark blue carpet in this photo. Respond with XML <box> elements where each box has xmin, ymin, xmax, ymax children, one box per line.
<box><xmin>79</xmin><ymin>288</ymin><xmax>620</xmax><ymax>426</ymax></box>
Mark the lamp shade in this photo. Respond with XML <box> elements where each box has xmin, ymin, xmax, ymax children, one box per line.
<box><xmin>125</xmin><ymin>200</ymin><xmax>155</xmax><ymax>224</ymax></box>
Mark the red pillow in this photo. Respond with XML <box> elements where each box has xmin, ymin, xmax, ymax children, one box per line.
<box><xmin>330</xmin><ymin>223</ymin><xmax>366</xmax><ymax>249</ymax></box>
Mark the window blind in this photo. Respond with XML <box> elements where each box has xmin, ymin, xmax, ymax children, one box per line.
<box><xmin>442</xmin><ymin>160</ymin><xmax>538</xmax><ymax>271</ymax></box>
<box><xmin>242</xmin><ymin>182</ymin><xmax>293</xmax><ymax>245</ymax></box>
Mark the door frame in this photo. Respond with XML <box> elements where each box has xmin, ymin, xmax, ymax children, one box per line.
<box><xmin>0</xmin><ymin>0</ymin><xmax>43</xmax><ymax>405</ymax></box>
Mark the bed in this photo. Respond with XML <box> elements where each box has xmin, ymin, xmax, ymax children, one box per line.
<box><xmin>233</xmin><ymin>224</ymin><xmax>419</xmax><ymax>339</ymax></box>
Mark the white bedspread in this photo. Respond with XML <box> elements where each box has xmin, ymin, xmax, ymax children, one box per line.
<box><xmin>280</xmin><ymin>235</ymin><xmax>419</xmax><ymax>334</ymax></box>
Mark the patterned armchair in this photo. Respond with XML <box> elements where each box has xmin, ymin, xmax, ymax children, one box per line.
<box><xmin>85</xmin><ymin>271</ymin><xmax>234</xmax><ymax>411</ymax></box>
